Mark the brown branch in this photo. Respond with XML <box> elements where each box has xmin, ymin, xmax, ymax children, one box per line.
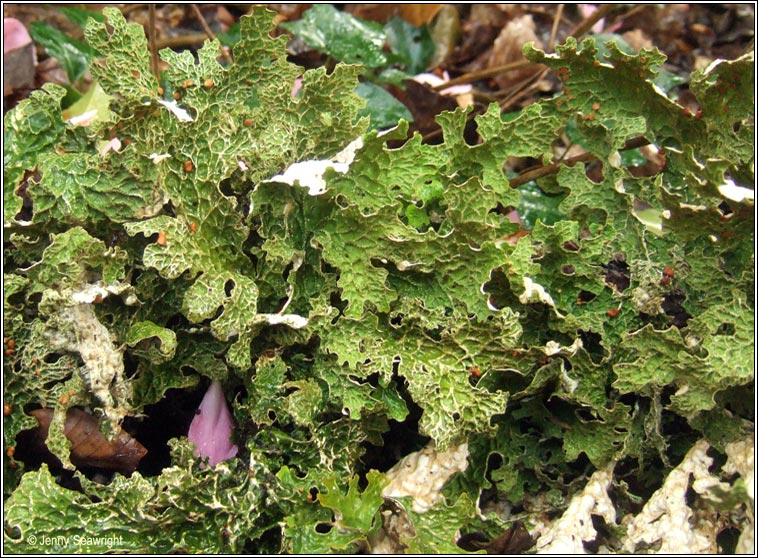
<box><xmin>548</xmin><ymin>4</ymin><xmax>565</xmax><ymax>52</ymax></box>
<box><xmin>508</xmin><ymin>136</ymin><xmax>651</xmax><ymax>188</ymax></box>
<box><xmin>568</xmin><ymin>4</ymin><xmax>617</xmax><ymax>39</ymax></box>
<box><xmin>498</xmin><ymin>67</ymin><xmax>550</xmax><ymax>112</ymax></box>
<box><xmin>120</xmin><ymin>4</ymin><xmax>147</xmax><ymax>16</ymax></box>
<box><xmin>191</xmin><ymin>4</ymin><xmax>233</xmax><ymax>64</ymax></box>
<box><xmin>155</xmin><ymin>33</ymin><xmax>211</xmax><ymax>50</ymax></box>
<box><xmin>431</xmin><ymin>61</ymin><xmax>540</xmax><ymax>92</ymax></box>
<box><xmin>433</xmin><ymin>4</ymin><xmax>625</xmax><ymax>93</ymax></box>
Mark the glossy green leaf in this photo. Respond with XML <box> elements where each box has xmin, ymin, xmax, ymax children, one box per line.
<box><xmin>29</xmin><ymin>21</ymin><xmax>97</xmax><ymax>83</ymax></box>
<box><xmin>59</xmin><ymin>6</ymin><xmax>106</xmax><ymax>28</ymax></box>
<box><xmin>280</xmin><ymin>4</ymin><xmax>388</xmax><ymax>68</ymax></box>
<box><xmin>385</xmin><ymin>16</ymin><xmax>435</xmax><ymax>74</ymax></box>
<box><xmin>356</xmin><ymin>81</ymin><xmax>413</xmax><ymax>129</ymax></box>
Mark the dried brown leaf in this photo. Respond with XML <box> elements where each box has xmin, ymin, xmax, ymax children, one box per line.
<box><xmin>29</xmin><ymin>408</ymin><xmax>146</xmax><ymax>474</ymax></box>
<box><xmin>488</xmin><ymin>15</ymin><xmax>543</xmax><ymax>90</ymax></box>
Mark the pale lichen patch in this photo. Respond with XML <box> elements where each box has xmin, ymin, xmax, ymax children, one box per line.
<box><xmin>621</xmin><ymin>438</ymin><xmax>719</xmax><ymax>553</ymax></box>
<box><xmin>370</xmin><ymin>442</ymin><xmax>469</xmax><ymax>553</ymax></box>
<box><xmin>56</xmin><ymin>303</ymin><xmax>130</xmax><ymax>429</ymax></box>
<box><xmin>534</xmin><ymin>462</ymin><xmax>616</xmax><ymax>553</ymax></box>
<box><xmin>383</xmin><ymin>441</ymin><xmax>469</xmax><ymax>514</ymax></box>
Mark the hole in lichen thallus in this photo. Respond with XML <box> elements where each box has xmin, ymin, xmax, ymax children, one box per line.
<box><xmin>132</xmin><ymin>386</ymin><xmax>205</xmax><ymax>476</ymax></box>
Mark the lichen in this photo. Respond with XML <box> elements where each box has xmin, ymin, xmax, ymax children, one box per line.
<box><xmin>534</xmin><ymin>462</ymin><xmax>616</xmax><ymax>553</ymax></box>
<box><xmin>621</xmin><ymin>439</ymin><xmax>721</xmax><ymax>553</ymax></box>
<box><xmin>53</xmin><ymin>303</ymin><xmax>130</xmax><ymax>429</ymax></box>
<box><xmin>383</xmin><ymin>441</ymin><xmax>469</xmax><ymax>514</ymax></box>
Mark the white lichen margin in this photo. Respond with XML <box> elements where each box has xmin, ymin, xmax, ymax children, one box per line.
<box><xmin>535</xmin><ymin>461</ymin><xmax>617</xmax><ymax>553</ymax></box>
<box><xmin>520</xmin><ymin>276</ymin><xmax>565</xmax><ymax>318</ymax></box>
<box><xmin>532</xmin><ymin>436</ymin><xmax>754</xmax><ymax>554</ymax></box>
<box><xmin>370</xmin><ymin>435</ymin><xmax>753</xmax><ymax>554</ymax></box>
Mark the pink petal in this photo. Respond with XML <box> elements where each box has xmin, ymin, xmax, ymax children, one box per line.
<box><xmin>292</xmin><ymin>77</ymin><xmax>302</xmax><ymax>96</ymax></box>
<box><xmin>413</xmin><ymin>72</ymin><xmax>472</xmax><ymax>97</ymax></box>
<box><xmin>505</xmin><ymin>209</ymin><xmax>522</xmax><ymax>224</ymax></box>
<box><xmin>4</xmin><ymin>18</ymin><xmax>32</xmax><ymax>53</ymax></box>
<box><xmin>188</xmin><ymin>380</ymin><xmax>238</xmax><ymax>467</ymax></box>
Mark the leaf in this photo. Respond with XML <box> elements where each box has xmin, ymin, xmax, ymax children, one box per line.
<box><xmin>59</xmin><ymin>6</ymin><xmax>106</xmax><ymax>28</ymax></box>
<box><xmin>216</xmin><ymin>22</ymin><xmax>240</xmax><ymax>47</ymax></box>
<box><xmin>516</xmin><ymin>181</ymin><xmax>567</xmax><ymax>228</ymax></box>
<box><xmin>385</xmin><ymin>17</ymin><xmax>435</xmax><ymax>74</ymax></box>
<box><xmin>84</xmin><ymin>9</ymin><xmax>157</xmax><ymax>99</ymax></box>
<box><xmin>80</xmin><ymin>6</ymin><xmax>366</xmax><ymax>368</ymax></box>
<box><xmin>29</xmin><ymin>21</ymin><xmax>98</xmax><ymax>83</ymax></box>
<box><xmin>4</xmin><ymin>84</ymin><xmax>68</xmax><ymax>224</ymax></box>
<box><xmin>3</xmin><ymin>7</ymin><xmax>753</xmax><ymax>553</ymax></box>
<box><xmin>317</xmin><ymin>309</ymin><xmax>517</xmax><ymax>450</ymax></box>
<box><xmin>4</xmin><ymin>461</ymin><xmax>264</xmax><ymax>553</ymax></box>
<box><xmin>355</xmin><ymin>82</ymin><xmax>413</xmax><ymax>129</ymax></box>
<box><xmin>61</xmin><ymin>82</ymin><xmax>113</xmax><ymax>124</ymax></box>
<box><xmin>689</xmin><ymin>52</ymin><xmax>754</xmax><ymax>169</ymax></box>
<box><xmin>613</xmin><ymin>291</ymin><xmax>753</xmax><ymax>418</ymax></box>
<box><xmin>561</xmin><ymin>402</ymin><xmax>634</xmax><ymax>466</ymax></box>
<box><xmin>280</xmin><ymin>4</ymin><xmax>388</xmax><ymax>69</ymax></box>
<box><xmin>125</xmin><ymin>320</ymin><xmax>178</xmax><ymax>363</ymax></box>
<box><xmin>525</xmin><ymin>37</ymin><xmax>702</xmax><ymax>157</ymax></box>
<box><xmin>28</xmin><ymin>227</ymin><xmax>128</xmax><ymax>295</ymax></box>
<box><xmin>33</xmin><ymin>150</ymin><xmax>164</xmax><ymax>225</ymax></box>
<box><xmin>29</xmin><ymin>408</ymin><xmax>147</xmax><ymax>473</ymax></box>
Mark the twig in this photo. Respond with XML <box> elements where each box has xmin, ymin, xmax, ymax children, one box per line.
<box><xmin>155</xmin><ymin>33</ymin><xmax>211</xmax><ymax>50</ymax></box>
<box><xmin>191</xmin><ymin>4</ymin><xmax>233</xmax><ymax>64</ymax></box>
<box><xmin>120</xmin><ymin>4</ymin><xmax>146</xmax><ymax>16</ymax></box>
<box><xmin>498</xmin><ymin>67</ymin><xmax>549</xmax><ymax>112</ymax></box>
<box><xmin>431</xmin><ymin>61</ymin><xmax>539</xmax><ymax>92</ymax></box>
<box><xmin>568</xmin><ymin>4</ymin><xmax>617</xmax><ymax>39</ymax></box>
<box><xmin>508</xmin><ymin>136</ymin><xmax>651</xmax><ymax>188</ymax></box>
<box><xmin>548</xmin><ymin>4</ymin><xmax>564</xmax><ymax>52</ymax></box>
<box><xmin>433</xmin><ymin>4</ymin><xmax>623</xmax><ymax>93</ymax></box>
<box><xmin>148</xmin><ymin>4</ymin><xmax>159</xmax><ymax>80</ymax></box>
<box><xmin>614</xmin><ymin>4</ymin><xmax>650</xmax><ymax>26</ymax></box>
